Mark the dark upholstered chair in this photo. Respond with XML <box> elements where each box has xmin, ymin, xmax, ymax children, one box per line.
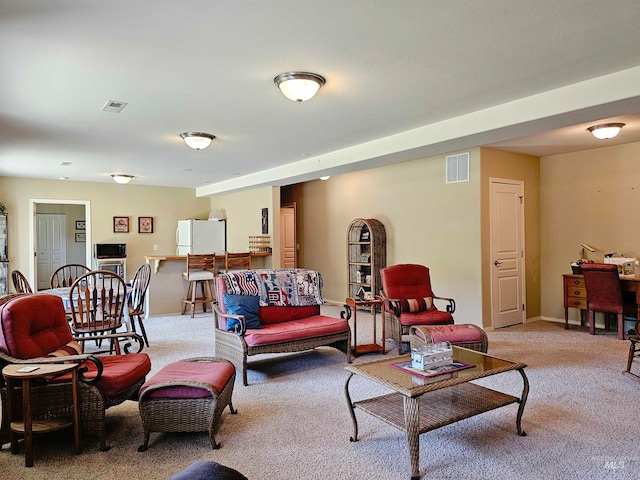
<box><xmin>581</xmin><ymin>263</ymin><xmax>635</xmax><ymax>340</ymax></box>
<box><xmin>380</xmin><ymin>264</ymin><xmax>455</xmax><ymax>353</ymax></box>
<box><xmin>0</xmin><ymin>293</ymin><xmax>151</xmax><ymax>450</ymax></box>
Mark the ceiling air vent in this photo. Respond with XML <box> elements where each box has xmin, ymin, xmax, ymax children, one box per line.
<box><xmin>446</xmin><ymin>152</ymin><xmax>469</xmax><ymax>183</ymax></box>
<box><xmin>101</xmin><ymin>100</ymin><xmax>128</xmax><ymax>113</ymax></box>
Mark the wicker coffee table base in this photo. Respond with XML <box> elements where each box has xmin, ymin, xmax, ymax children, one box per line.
<box><xmin>345</xmin><ymin>370</ymin><xmax>529</xmax><ymax>479</ymax></box>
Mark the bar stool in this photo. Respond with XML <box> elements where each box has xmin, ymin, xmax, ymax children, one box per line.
<box><xmin>182</xmin><ymin>253</ymin><xmax>216</xmax><ymax>318</ymax></box>
<box><xmin>222</xmin><ymin>252</ymin><xmax>252</xmax><ymax>273</ymax></box>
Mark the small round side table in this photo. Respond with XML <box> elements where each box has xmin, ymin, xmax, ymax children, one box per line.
<box><xmin>2</xmin><ymin>363</ymin><xmax>82</xmax><ymax>467</ymax></box>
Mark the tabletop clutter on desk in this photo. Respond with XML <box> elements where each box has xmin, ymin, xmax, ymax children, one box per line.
<box><xmin>571</xmin><ymin>252</ymin><xmax>640</xmax><ymax>276</ymax></box>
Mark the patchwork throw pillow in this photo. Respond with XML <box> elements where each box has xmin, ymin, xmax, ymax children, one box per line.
<box><xmin>223</xmin><ymin>293</ymin><xmax>262</xmax><ymax>329</ymax></box>
<box><xmin>399</xmin><ymin>297</ymin><xmax>435</xmax><ymax>313</ymax></box>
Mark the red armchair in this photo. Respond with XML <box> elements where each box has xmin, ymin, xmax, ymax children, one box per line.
<box><xmin>0</xmin><ymin>293</ymin><xmax>151</xmax><ymax>450</ymax></box>
<box><xmin>380</xmin><ymin>264</ymin><xmax>455</xmax><ymax>353</ymax></box>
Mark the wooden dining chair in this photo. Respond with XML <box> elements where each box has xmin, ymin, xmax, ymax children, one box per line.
<box><xmin>69</xmin><ymin>270</ymin><xmax>128</xmax><ymax>354</ymax></box>
<box><xmin>182</xmin><ymin>253</ymin><xmax>216</xmax><ymax>318</ymax></box>
<box><xmin>50</xmin><ymin>264</ymin><xmax>91</xmax><ymax>288</ymax></box>
<box><xmin>11</xmin><ymin>270</ymin><xmax>33</xmax><ymax>293</ymax></box>
<box><xmin>128</xmin><ymin>263</ymin><xmax>152</xmax><ymax>347</ymax></box>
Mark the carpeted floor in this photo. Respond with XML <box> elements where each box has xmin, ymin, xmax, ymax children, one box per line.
<box><xmin>2</xmin><ymin>305</ymin><xmax>639</xmax><ymax>480</ymax></box>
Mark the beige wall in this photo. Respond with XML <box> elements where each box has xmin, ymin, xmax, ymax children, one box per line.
<box><xmin>480</xmin><ymin>148</ymin><xmax>541</xmax><ymax>323</ymax></box>
<box><xmin>209</xmin><ymin>185</ymin><xmax>277</xmax><ymax>269</ymax></box>
<box><xmin>0</xmin><ymin>177</ymin><xmax>210</xmax><ymax>312</ymax></box>
<box><xmin>282</xmin><ymin>149</ymin><xmax>485</xmax><ymax>327</ymax></box>
<box><xmin>541</xmin><ymin>141</ymin><xmax>640</xmax><ymax>322</ymax></box>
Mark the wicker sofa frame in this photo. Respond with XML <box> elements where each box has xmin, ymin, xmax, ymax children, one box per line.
<box><xmin>213</xmin><ymin>271</ymin><xmax>352</xmax><ymax>386</ymax></box>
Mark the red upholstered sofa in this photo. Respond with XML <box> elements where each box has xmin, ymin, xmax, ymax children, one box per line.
<box><xmin>213</xmin><ymin>269</ymin><xmax>351</xmax><ymax>385</ymax></box>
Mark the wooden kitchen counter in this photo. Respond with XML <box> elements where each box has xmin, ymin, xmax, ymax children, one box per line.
<box><xmin>144</xmin><ymin>253</ymin><xmax>272</xmax><ymax>316</ymax></box>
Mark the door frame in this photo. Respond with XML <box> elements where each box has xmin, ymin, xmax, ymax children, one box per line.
<box><xmin>489</xmin><ymin>178</ymin><xmax>526</xmax><ymax>328</ymax></box>
<box><xmin>29</xmin><ymin>199</ymin><xmax>91</xmax><ymax>287</ymax></box>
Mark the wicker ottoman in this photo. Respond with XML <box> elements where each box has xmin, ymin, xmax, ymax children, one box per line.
<box><xmin>409</xmin><ymin>324</ymin><xmax>488</xmax><ymax>353</ymax></box>
<box><xmin>138</xmin><ymin>357</ymin><xmax>236</xmax><ymax>451</ymax></box>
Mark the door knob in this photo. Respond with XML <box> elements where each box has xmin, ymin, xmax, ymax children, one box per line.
<box><xmin>494</xmin><ymin>260</ymin><xmax>502</xmax><ymax>266</ymax></box>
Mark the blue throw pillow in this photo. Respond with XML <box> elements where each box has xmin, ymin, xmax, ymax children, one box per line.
<box><xmin>223</xmin><ymin>293</ymin><xmax>262</xmax><ymax>329</ymax></box>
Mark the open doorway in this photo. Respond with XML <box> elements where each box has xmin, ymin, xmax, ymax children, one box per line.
<box><xmin>29</xmin><ymin>199</ymin><xmax>91</xmax><ymax>290</ymax></box>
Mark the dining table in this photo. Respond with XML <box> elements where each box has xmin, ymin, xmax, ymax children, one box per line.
<box><xmin>42</xmin><ymin>286</ymin><xmax>133</xmax><ymax>332</ymax></box>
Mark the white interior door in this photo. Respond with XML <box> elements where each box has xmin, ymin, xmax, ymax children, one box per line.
<box><xmin>280</xmin><ymin>204</ymin><xmax>296</xmax><ymax>268</ymax></box>
<box><xmin>490</xmin><ymin>179</ymin><xmax>525</xmax><ymax>328</ymax></box>
<box><xmin>36</xmin><ymin>213</ymin><xmax>66</xmax><ymax>290</ymax></box>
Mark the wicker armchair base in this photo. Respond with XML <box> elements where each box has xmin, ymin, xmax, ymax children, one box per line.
<box><xmin>138</xmin><ymin>357</ymin><xmax>237</xmax><ymax>451</ymax></box>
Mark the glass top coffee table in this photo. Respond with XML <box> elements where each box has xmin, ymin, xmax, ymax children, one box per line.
<box><xmin>344</xmin><ymin>346</ymin><xmax>529</xmax><ymax>480</ymax></box>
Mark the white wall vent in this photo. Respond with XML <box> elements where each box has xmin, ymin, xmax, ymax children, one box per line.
<box><xmin>101</xmin><ymin>100</ymin><xmax>128</xmax><ymax>113</ymax></box>
<box><xmin>446</xmin><ymin>152</ymin><xmax>469</xmax><ymax>183</ymax></box>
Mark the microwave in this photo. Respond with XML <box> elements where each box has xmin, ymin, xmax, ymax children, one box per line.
<box><xmin>94</xmin><ymin>243</ymin><xmax>126</xmax><ymax>259</ymax></box>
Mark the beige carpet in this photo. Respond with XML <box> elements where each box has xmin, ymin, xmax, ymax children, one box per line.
<box><xmin>2</xmin><ymin>305</ymin><xmax>639</xmax><ymax>480</ymax></box>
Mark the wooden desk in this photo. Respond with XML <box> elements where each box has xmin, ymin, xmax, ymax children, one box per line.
<box><xmin>3</xmin><ymin>363</ymin><xmax>81</xmax><ymax>467</ymax></box>
<box><xmin>562</xmin><ymin>273</ymin><xmax>640</xmax><ymax>337</ymax></box>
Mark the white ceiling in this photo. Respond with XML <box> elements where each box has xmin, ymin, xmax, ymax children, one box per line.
<box><xmin>2</xmin><ymin>1</ymin><xmax>640</xmax><ymax>194</ymax></box>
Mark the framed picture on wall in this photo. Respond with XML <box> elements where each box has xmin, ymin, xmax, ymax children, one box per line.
<box><xmin>75</xmin><ymin>220</ymin><xmax>86</xmax><ymax>230</ymax></box>
<box><xmin>261</xmin><ymin>207</ymin><xmax>268</xmax><ymax>234</ymax></box>
<box><xmin>113</xmin><ymin>216</ymin><xmax>129</xmax><ymax>233</ymax></box>
<box><xmin>138</xmin><ymin>216</ymin><xmax>153</xmax><ymax>233</ymax></box>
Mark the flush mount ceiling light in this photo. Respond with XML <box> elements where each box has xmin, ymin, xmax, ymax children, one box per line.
<box><xmin>180</xmin><ymin>132</ymin><xmax>216</xmax><ymax>150</ymax></box>
<box><xmin>320</xmin><ymin>176</ymin><xmax>331</xmax><ymax>181</ymax></box>
<box><xmin>111</xmin><ymin>174</ymin><xmax>133</xmax><ymax>184</ymax></box>
<box><xmin>274</xmin><ymin>72</ymin><xmax>326</xmax><ymax>103</ymax></box>
<box><xmin>587</xmin><ymin>123</ymin><xmax>625</xmax><ymax>139</ymax></box>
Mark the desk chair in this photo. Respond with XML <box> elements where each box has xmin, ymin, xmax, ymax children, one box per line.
<box><xmin>182</xmin><ymin>253</ymin><xmax>216</xmax><ymax>318</ymax></box>
<box><xmin>11</xmin><ymin>270</ymin><xmax>33</xmax><ymax>293</ymax></box>
<box><xmin>581</xmin><ymin>263</ymin><xmax>636</xmax><ymax>340</ymax></box>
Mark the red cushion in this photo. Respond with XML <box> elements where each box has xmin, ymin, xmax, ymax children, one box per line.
<box><xmin>399</xmin><ymin>309</ymin><xmax>453</xmax><ymax>326</ymax></box>
<box><xmin>54</xmin><ymin>353</ymin><xmax>151</xmax><ymax>397</ymax></box>
<box><xmin>243</xmin><ymin>315</ymin><xmax>349</xmax><ymax>346</ymax></box>
<box><xmin>381</xmin><ymin>264</ymin><xmax>434</xmax><ymax>300</ymax></box>
<box><xmin>258</xmin><ymin>305</ymin><xmax>320</xmax><ymax>325</ymax></box>
<box><xmin>0</xmin><ymin>294</ymin><xmax>72</xmax><ymax>358</ymax></box>
<box><xmin>140</xmin><ymin>360</ymin><xmax>235</xmax><ymax>399</ymax></box>
<box><xmin>415</xmin><ymin>324</ymin><xmax>484</xmax><ymax>343</ymax></box>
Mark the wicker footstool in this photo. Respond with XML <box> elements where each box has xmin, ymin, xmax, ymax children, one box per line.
<box><xmin>137</xmin><ymin>357</ymin><xmax>236</xmax><ymax>451</ymax></box>
<box><xmin>409</xmin><ymin>324</ymin><xmax>488</xmax><ymax>353</ymax></box>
